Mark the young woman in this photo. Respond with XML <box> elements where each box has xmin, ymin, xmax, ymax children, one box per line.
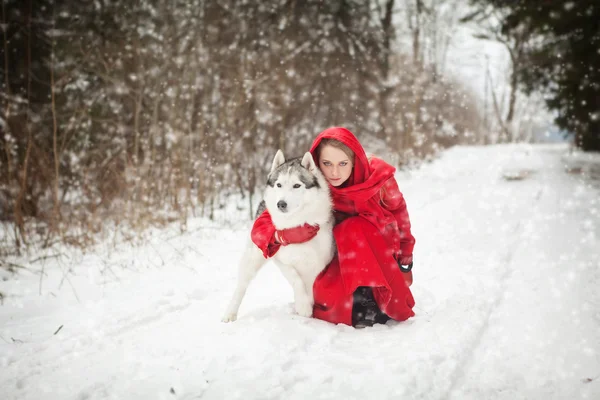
<box><xmin>251</xmin><ymin>127</ymin><xmax>416</xmax><ymax>328</ymax></box>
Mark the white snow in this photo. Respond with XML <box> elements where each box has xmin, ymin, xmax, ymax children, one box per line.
<box><xmin>1</xmin><ymin>143</ymin><xmax>600</xmax><ymax>400</ymax></box>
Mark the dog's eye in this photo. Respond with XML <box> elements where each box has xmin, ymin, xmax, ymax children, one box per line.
<box><xmin>293</xmin><ymin>184</ymin><xmax>301</xmax><ymax>189</ymax></box>
<box><xmin>277</xmin><ymin>183</ymin><xmax>282</xmax><ymax>188</ymax></box>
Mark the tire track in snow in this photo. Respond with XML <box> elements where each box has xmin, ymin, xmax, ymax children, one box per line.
<box><xmin>442</xmin><ymin>186</ymin><xmax>544</xmax><ymax>400</ymax></box>
<box><xmin>2</xmin><ymin>289</ymin><xmax>205</xmax><ymax>396</ymax></box>
<box><xmin>100</xmin><ymin>292</ymin><xmax>197</xmax><ymax>338</ymax></box>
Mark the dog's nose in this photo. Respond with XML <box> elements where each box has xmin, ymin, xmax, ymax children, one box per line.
<box><xmin>277</xmin><ymin>200</ymin><xmax>287</xmax><ymax>211</ymax></box>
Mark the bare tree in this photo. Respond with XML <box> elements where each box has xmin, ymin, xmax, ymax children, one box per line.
<box><xmin>0</xmin><ymin>0</ymin><xmax>487</xmax><ymax>255</ymax></box>
<box><xmin>461</xmin><ymin>4</ymin><xmax>533</xmax><ymax>142</ymax></box>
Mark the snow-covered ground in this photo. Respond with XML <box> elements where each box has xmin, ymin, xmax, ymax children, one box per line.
<box><xmin>1</xmin><ymin>143</ymin><xmax>599</xmax><ymax>400</ymax></box>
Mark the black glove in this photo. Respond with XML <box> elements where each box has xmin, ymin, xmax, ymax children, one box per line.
<box><xmin>397</xmin><ymin>255</ymin><xmax>413</xmax><ymax>273</ymax></box>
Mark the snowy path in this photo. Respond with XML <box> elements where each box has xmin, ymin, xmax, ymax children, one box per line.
<box><xmin>1</xmin><ymin>144</ymin><xmax>599</xmax><ymax>400</ymax></box>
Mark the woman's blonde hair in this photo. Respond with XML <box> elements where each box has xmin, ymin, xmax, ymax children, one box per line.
<box><xmin>315</xmin><ymin>139</ymin><xmax>355</xmax><ymax>165</ymax></box>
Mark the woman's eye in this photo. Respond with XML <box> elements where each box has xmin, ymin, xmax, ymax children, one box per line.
<box><xmin>340</xmin><ymin>162</ymin><xmax>347</xmax><ymax>166</ymax></box>
<box><xmin>277</xmin><ymin>183</ymin><xmax>282</xmax><ymax>188</ymax></box>
<box><xmin>293</xmin><ymin>184</ymin><xmax>301</xmax><ymax>189</ymax></box>
<box><xmin>323</xmin><ymin>162</ymin><xmax>331</xmax><ymax>166</ymax></box>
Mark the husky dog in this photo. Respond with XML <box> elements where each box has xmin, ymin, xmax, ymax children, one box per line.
<box><xmin>222</xmin><ymin>150</ymin><xmax>335</xmax><ymax>322</ymax></box>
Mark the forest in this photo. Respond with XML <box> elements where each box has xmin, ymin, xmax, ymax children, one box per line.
<box><xmin>1</xmin><ymin>0</ymin><xmax>598</xmax><ymax>254</ymax></box>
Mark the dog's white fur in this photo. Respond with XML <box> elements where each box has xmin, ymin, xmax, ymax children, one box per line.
<box><xmin>222</xmin><ymin>151</ymin><xmax>335</xmax><ymax>322</ymax></box>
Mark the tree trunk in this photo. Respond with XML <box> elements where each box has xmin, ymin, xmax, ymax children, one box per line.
<box><xmin>50</xmin><ymin>3</ymin><xmax>61</xmax><ymax>234</ymax></box>
<box><xmin>13</xmin><ymin>0</ymin><xmax>34</xmax><ymax>248</ymax></box>
<box><xmin>378</xmin><ymin>0</ymin><xmax>395</xmax><ymax>146</ymax></box>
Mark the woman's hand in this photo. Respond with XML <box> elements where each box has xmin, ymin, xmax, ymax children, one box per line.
<box><xmin>274</xmin><ymin>224</ymin><xmax>320</xmax><ymax>245</ymax></box>
<box><xmin>396</xmin><ymin>255</ymin><xmax>413</xmax><ymax>287</ymax></box>
<box><xmin>397</xmin><ymin>255</ymin><xmax>413</xmax><ymax>267</ymax></box>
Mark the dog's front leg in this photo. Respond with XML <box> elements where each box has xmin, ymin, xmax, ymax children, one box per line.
<box><xmin>277</xmin><ymin>263</ymin><xmax>313</xmax><ymax>318</ymax></box>
<box><xmin>221</xmin><ymin>241</ymin><xmax>266</xmax><ymax>322</ymax></box>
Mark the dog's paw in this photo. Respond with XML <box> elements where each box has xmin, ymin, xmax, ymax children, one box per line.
<box><xmin>295</xmin><ymin>301</ymin><xmax>313</xmax><ymax>318</ymax></box>
<box><xmin>221</xmin><ymin>312</ymin><xmax>238</xmax><ymax>323</ymax></box>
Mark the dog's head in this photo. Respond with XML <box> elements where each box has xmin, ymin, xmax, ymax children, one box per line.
<box><xmin>264</xmin><ymin>150</ymin><xmax>325</xmax><ymax>218</ymax></box>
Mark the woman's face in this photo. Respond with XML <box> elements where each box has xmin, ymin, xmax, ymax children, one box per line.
<box><xmin>318</xmin><ymin>145</ymin><xmax>353</xmax><ymax>187</ymax></box>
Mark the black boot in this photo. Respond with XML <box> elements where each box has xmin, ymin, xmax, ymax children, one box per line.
<box><xmin>352</xmin><ymin>287</ymin><xmax>389</xmax><ymax>328</ymax></box>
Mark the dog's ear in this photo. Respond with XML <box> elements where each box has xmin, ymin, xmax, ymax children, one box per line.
<box><xmin>270</xmin><ymin>150</ymin><xmax>286</xmax><ymax>173</ymax></box>
<box><xmin>301</xmin><ymin>152</ymin><xmax>317</xmax><ymax>173</ymax></box>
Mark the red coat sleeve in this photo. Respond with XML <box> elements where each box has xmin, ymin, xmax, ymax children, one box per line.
<box><xmin>380</xmin><ymin>178</ymin><xmax>416</xmax><ymax>258</ymax></box>
<box><xmin>251</xmin><ymin>210</ymin><xmax>281</xmax><ymax>258</ymax></box>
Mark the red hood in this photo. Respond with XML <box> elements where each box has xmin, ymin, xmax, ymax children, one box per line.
<box><xmin>309</xmin><ymin>127</ymin><xmax>371</xmax><ymax>186</ymax></box>
<box><xmin>309</xmin><ymin>127</ymin><xmax>395</xmax><ymax>204</ymax></box>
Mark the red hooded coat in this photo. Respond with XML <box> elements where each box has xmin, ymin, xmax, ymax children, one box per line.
<box><xmin>251</xmin><ymin>127</ymin><xmax>415</xmax><ymax>326</ymax></box>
